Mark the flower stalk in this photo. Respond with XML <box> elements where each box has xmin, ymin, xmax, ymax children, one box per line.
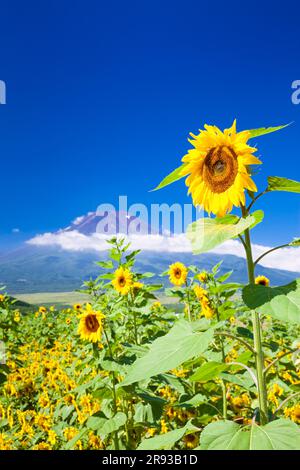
<box><xmin>242</xmin><ymin>206</ymin><xmax>269</xmax><ymax>425</ymax></box>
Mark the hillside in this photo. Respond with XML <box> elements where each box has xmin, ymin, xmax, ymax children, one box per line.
<box><xmin>0</xmin><ymin>244</ymin><xmax>298</xmax><ymax>294</ymax></box>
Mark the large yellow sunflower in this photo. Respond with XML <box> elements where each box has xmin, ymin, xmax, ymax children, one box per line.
<box><xmin>169</xmin><ymin>262</ymin><xmax>188</xmax><ymax>286</ymax></box>
<box><xmin>77</xmin><ymin>304</ymin><xmax>105</xmax><ymax>343</ymax></box>
<box><xmin>180</xmin><ymin>120</ymin><xmax>261</xmax><ymax>216</ymax></box>
<box><xmin>112</xmin><ymin>267</ymin><xmax>133</xmax><ymax>295</ymax></box>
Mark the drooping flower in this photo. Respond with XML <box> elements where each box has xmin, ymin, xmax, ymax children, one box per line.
<box><xmin>183</xmin><ymin>433</ymin><xmax>199</xmax><ymax>449</ymax></box>
<box><xmin>112</xmin><ymin>267</ymin><xmax>133</xmax><ymax>295</ymax></box>
<box><xmin>180</xmin><ymin>120</ymin><xmax>261</xmax><ymax>216</ymax></box>
<box><xmin>77</xmin><ymin>304</ymin><xmax>105</xmax><ymax>343</ymax></box>
<box><xmin>168</xmin><ymin>262</ymin><xmax>188</xmax><ymax>286</ymax></box>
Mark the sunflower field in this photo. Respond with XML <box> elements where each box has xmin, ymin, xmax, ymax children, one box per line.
<box><xmin>1</xmin><ymin>121</ymin><xmax>300</xmax><ymax>451</ymax></box>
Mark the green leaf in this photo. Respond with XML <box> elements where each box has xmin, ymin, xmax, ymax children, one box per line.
<box><xmin>86</xmin><ymin>414</ymin><xmax>107</xmax><ymax>431</ymax></box>
<box><xmin>267</xmin><ymin>176</ymin><xmax>300</xmax><ymax>194</ymax></box>
<box><xmin>99</xmin><ymin>412</ymin><xmax>127</xmax><ymax>438</ymax></box>
<box><xmin>187</xmin><ymin>211</ymin><xmax>263</xmax><ymax>254</ymax></box>
<box><xmin>138</xmin><ymin>421</ymin><xmax>199</xmax><ymax>450</ymax></box>
<box><xmin>121</xmin><ymin>320</ymin><xmax>214</xmax><ymax>386</ymax></box>
<box><xmin>96</xmin><ymin>260</ymin><xmax>114</xmax><ymax>269</ymax></box>
<box><xmin>151</xmin><ymin>163</ymin><xmax>187</xmax><ymax>191</ymax></box>
<box><xmin>248</xmin><ymin>124</ymin><xmax>290</xmax><ymax>139</ymax></box>
<box><xmin>242</xmin><ymin>279</ymin><xmax>300</xmax><ymax>324</ymax></box>
<box><xmin>289</xmin><ymin>238</ymin><xmax>300</xmax><ymax>247</ymax></box>
<box><xmin>64</xmin><ymin>428</ymin><xmax>88</xmax><ymax>450</ymax></box>
<box><xmin>219</xmin><ymin>372</ymin><xmax>255</xmax><ymax>391</ymax></box>
<box><xmin>190</xmin><ymin>362</ymin><xmax>230</xmax><ymax>382</ymax></box>
<box><xmin>178</xmin><ymin>393</ymin><xmax>206</xmax><ymax>407</ymax></box>
<box><xmin>200</xmin><ymin>419</ymin><xmax>300</xmax><ymax>450</ymax></box>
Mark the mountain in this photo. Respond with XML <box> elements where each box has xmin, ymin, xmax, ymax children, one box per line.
<box><xmin>0</xmin><ymin>244</ymin><xmax>297</xmax><ymax>295</ymax></box>
<box><xmin>0</xmin><ymin>211</ymin><xmax>298</xmax><ymax>294</ymax></box>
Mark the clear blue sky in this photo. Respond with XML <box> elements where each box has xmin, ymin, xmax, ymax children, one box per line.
<box><xmin>0</xmin><ymin>0</ymin><xmax>299</xmax><ymax>247</ymax></box>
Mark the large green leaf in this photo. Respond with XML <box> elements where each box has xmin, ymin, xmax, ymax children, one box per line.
<box><xmin>138</xmin><ymin>421</ymin><xmax>199</xmax><ymax>450</ymax></box>
<box><xmin>267</xmin><ymin>176</ymin><xmax>300</xmax><ymax>194</ymax></box>
<box><xmin>121</xmin><ymin>320</ymin><xmax>214</xmax><ymax>386</ymax></box>
<box><xmin>248</xmin><ymin>124</ymin><xmax>290</xmax><ymax>139</ymax></box>
<box><xmin>242</xmin><ymin>279</ymin><xmax>300</xmax><ymax>324</ymax></box>
<box><xmin>187</xmin><ymin>211</ymin><xmax>263</xmax><ymax>254</ymax></box>
<box><xmin>190</xmin><ymin>362</ymin><xmax>230</xmax><ymax>382</ymax></box>
<box><xmin>98</xmin><ymin>412</ymin><xmax>127</xmax><ymax>438</ymax></box>
<box><xmin>200</xmin><ymin>419</ymin><xmax>300</xmax><ymax>450</ymax></box>
<box><xmin>151</xmin><ymin>163</ymin><xmax>187</xmax><ymax>191</ymax></box>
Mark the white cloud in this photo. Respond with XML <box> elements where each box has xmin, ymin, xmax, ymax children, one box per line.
<box><xmin>12</xmin><ymin>228</ymin><xmax>20</xmax><ymax>233</ymax></box>
<box><xmin>27</xmin><ymin>230</ymin><xmax>300</xmax><ymax>273</ymax></box>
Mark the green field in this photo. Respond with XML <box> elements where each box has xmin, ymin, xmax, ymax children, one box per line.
<box><xmin>13</xmin><ymin>291</ymin><xmax>90</xmax><ymax>308</ymax></box>
<box><xmin>12</xmin><ymin>291</ymin><xmax>181</xmax><ymax>311</ymax></box>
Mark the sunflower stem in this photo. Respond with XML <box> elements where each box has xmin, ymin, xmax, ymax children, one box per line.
<box><xmin>253</xmin><ymin>243</ymin><xmax>290</xmax><ymax>267</ymax></box>
<box><xmin>241</xmin><ymin>205</ymin><xmax>269</xmax><ymax>425</ymax></box>
<box><xmin>103</xmin><ymin>327</ymin><xmax>120</xmax><ymax>450</ymax></box>
<box><xmin>221</xmin><ymin>380</ymin><xmax>227</xmax><ymax>419</ymax></box>
<box><xmin>185</xmin><ymin>282</ymin><xmax>192</xmax><ymax>322</ymax></box>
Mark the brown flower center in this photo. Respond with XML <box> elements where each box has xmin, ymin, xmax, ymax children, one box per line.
<box><xmin>258</xmin><ymin>279</ymin><xmax>267</xmax><ymax>286</ymax></box>
<box><xmin>174</xmin><ymin>269</ymin><xmax>182</xmax><ymax>278</ymax></box>
<box><xmin>203</xmin><ymin>146</ymin><xmax>238</xmax><ymax>193</ymax></box>
<box><xmin>85</xmin><ymin>314</ymin><xmax>100</xmax><ymax>332</ymax></box>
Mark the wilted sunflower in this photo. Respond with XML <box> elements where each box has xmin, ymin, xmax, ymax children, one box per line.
<box><xmin>255</xmin><ymin>275</ymin><xmax>270</xmax><ymax>287</ymax></box>
<box><xmin>180</xmin><ymin>120</ymin><xmax>261</xmax><ymax>216</ymax></box>
<box><xmin>112</xmin><ymin>267</ymin><xmax>133</xmax><ymax>295</ymax></box>
<box><xmin>169</xmin><ymin>262</ymin><xmax>188</xmax><ymax>286</ymax></box>
<box><xmin>183</xmin><ymin>433</ymin><xmax>199</xmax><ymax>449</ymax></box>
<box><xmin>77</xmin><ymin>304</ymin><xmax>105</xmax><ymax>343</ymax></box>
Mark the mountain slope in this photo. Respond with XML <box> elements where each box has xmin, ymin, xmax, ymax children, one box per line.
<box><xmin>0</xmin><ymin>244</ymin><xmax>298</xmax><ymax>294</ymax></box>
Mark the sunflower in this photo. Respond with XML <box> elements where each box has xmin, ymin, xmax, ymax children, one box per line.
<box><xmin>39</xmin><ymin>306</ymin><xmax>47</xmax><ymax>314</ymax></box>
<box><xmin>180</xmin><ymin>120</ymin><xmax>261</xmax><ymax>216</ymax></box>
<box><xmin>255</xmin><ymin>275</ymin><xmax>270</xmax><ymax>287</ymax></box>
<box><xmin>183</xmin><ymin>433</ymin><xmax>199</xmax><ymax>449</ymax></box>
<box><xmin>77</xmin><ymin>304</ymin><xmax>105</xmax><ymax>343</ymax></box>
<box><xmin>194</xmin><ymin>285</ymin><xmax>208</xmax><ymax>301</ymax></box>
<box><xmin>169</xmin><ymin>262</ymin><xmax>188</xmax><ymax>286</ymax></box>
<box><xmin>73</xmin><ymin>303</ymin><xmax>82</xmax><ymax>311</ymax></box>
<box><xmin>131</xmin><ymin>281</ymin><xmax>143</xmax><ymax>296</ymax></box>
<box><xmin>112</xmin><ymin>267</ymin><xmax>133</xmax><ymax>295</ymax></box>
<box><xmin>198</xmin><ymin>271</ymin><xmax>208</xmax><ymax>283</ymax></box>
<box><xmin>200</xmin><ymin>297</ymin><xmax>214</xmax><ymax>319</ymax></box>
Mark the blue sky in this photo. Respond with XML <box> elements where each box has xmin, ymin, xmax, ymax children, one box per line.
<box><xmin>0</xmin><ymin>0</ymin><xmax>299</xmax><ymax>248</ymax></box>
